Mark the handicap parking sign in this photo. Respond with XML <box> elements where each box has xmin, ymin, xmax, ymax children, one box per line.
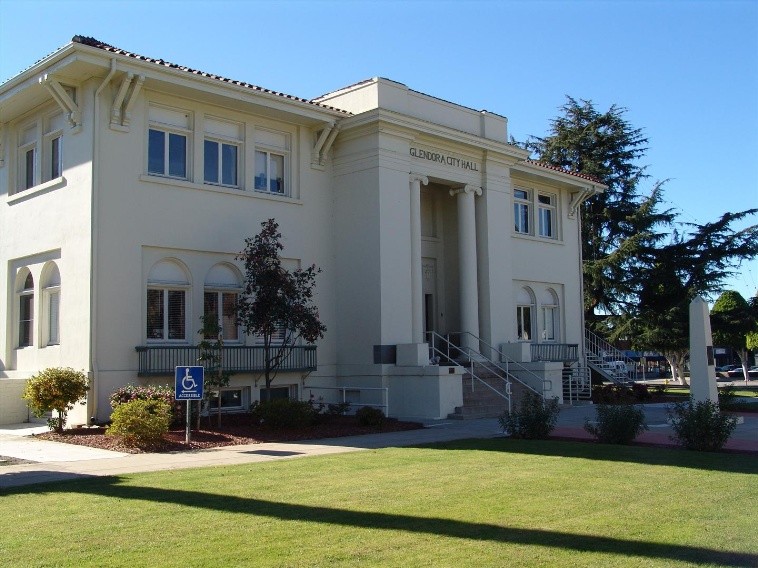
<box><xmin>175</xmin><ymin>366</ymin><xmax>204</xmax><ymax>400</ymax></box>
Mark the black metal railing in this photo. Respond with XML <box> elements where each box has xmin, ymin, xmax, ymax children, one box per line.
<box><xmin>530</xmin><ymin>343</ymin><xmax>579</xmax><ymax>362</ymax></box>
<box><xmin>135</xmin><ymin>345</ymin><xmax>317</xmax><ymax>377</ymax></box>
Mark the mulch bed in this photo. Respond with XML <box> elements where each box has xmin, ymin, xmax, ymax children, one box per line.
<box><xmin>34</xmin><ymin>414</ymin><xmax>423</xmax><ymax>454</ymax></box>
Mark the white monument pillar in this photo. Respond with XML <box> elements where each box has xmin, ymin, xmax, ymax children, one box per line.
<box><xmin>450</xmin><ymin>185</ymin><xmax>482</xmax><ymax>353</ymax></box>
<box><xmin>689</xmin><ymin>296</ymin><xmax>718</xmax><ymax>403</ymax></box>
<box><xmin>409</xmin><ymin>173</ymin><xmax>428</xmax><ymax>344</ymax></box>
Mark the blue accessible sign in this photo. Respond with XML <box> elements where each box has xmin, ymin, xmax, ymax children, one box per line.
<box><xmin>175</xmin><ymin>366</ymin><xmax>204</xmax><ymax>400</ymax></box>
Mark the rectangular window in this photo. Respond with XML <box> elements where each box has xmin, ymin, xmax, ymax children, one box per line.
<box><xmin>24</xmin><ymin>148</ymin><xmax>35</xmax><ymax>190</ymax></box>
<box><xmin>517</xmin><ymin>305</ymin><xmax>532</xmax><ymax>341</ymax></box>
<box><xmin>538</xmin><ymin>194</ymin><xmax>556</xmax><ymax>238</ymax></box>
<box><xmin>541</xmin><ymin>307</ymin><xmax>556</xmax><ymax>341</ymax></box>
<box><xmin>208</xmin><ymin>388</ymin><xmax>244</xmax><ymax>410</ymax></box>
<box><xmin>48</xmin><ymin>291</ymin><xmax>60</xmax><ymax>345</ymax></box>
<box><xmin>19</xmin><ymin>294</ymin><xmax>33</xmax><ymax>347</ymax></box>
<box><xmin>254</xmin><ymin>150</ymin><xmax>285</xmax><ymax>194</ymax></box>
<box><xmin>204</xmin><ymin>291</ymin><xmax>239</xmax><ymax>341</ymax></box>
<box><xmin>50</xmin><ymin>136</ymin><xmax>61</xmax><ymax>179</ymax></box>
<box><xmin>514</xmin><ymin>189</ymin><xmax>530</xmax><ymax>234</ymax></box>
<box><xmin>204</xmin><ymin>140</ymin><xmax>238</xmax><ymax>187</ymax></box>
<box><xmin>147</xmin><ymin>288</ymin><xmax>186</xmax><ymax>341</ymax></box>
<box><xmin>148</xmin><ymin>105</ymin><xmax>191</xmax><ymax>180</ymax></box>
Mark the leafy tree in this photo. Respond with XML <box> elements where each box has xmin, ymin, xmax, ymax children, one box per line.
<box><xmin>197</xmin><ymin>315</ymin><xmax>232</xmax><ymax>428</ymax></box>
<box><xmin>712</xmin><ymin>290</ymin><xmax>758</xmax><ymax>383</ymax></box>
<box><xmin>237</xmin><ymin>219</ymin><xmax>326</xmax><ymax>400</ymax></box>
<box><xmin>526</xmin><ymin>97</ymin><xmax>673</xmax><ymax>326</ymax></box>
<box><xmin>22</xmin><ymin>367</ymin><xmax>89</xmax><ymax>432</ymax></box>
<box><xmin>624</xmin><ymin>213</ymin><xmax>758</xmax><ymax>384</ymax></box>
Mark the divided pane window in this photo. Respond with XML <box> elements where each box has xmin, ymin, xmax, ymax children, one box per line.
<box><xmin>541</xmin><ymin>306</ymin><xmax>557</xmax><ymax>341</ymax></box>
<box><xmin>255</xmin><ymin>150</ymin><xmax>285</xmax><ymax>194</ymax></box>
<box><xmin>514</xmin><ymin>189</ymin><xmax>530</xmax><ymax>234</ymax></box>
<box><xmin>50</xmin><ymin>137</ymin><xmax>62</xmax><ymax>179</ymax></box>
<box><xmin>48</xmin><ymin>291</ymin><xmax>60</xmax><ymax>345</ymax></box>
<box><xmin>147</xmin><ymin>288</ymin><xmax>186</xmax><ymax>341</ymax></box>
<box><xmin>203</xmin><ymin>291</ymin><xmax>239</xmax><ymax>341</ymax></box>
<box><xmin>204</xmin><ymin>140</ymin><xmax>238</xmax><ymax>187</ymax></box>
<box><xmin>517</xmin><ymin>305</ymin><xmax>532</xmax><ymax>341</ymax></box>
<box><xmin>19</xmin><ymin>273</ymin><xmax>34</xmax><ymax>347</ymax></box>
<box><xmin>148</xmin><ymin>129</ymin><xmax>187</xmax><ymax>179</ymax></box>
<box><xmin>538</xmin><ymin>194</ymin><xmax>556</xmax><ymax>238</ymax></box>
<box><xmin>24</xmin><ymin>149</ymin><xmax>35</xmax><ymax>190</ymax></box>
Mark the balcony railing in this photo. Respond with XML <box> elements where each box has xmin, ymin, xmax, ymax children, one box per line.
<box><xmin>530</xmin><ymin>343</ymin><xmax>579</xmax><ymax>362</ymax></box>
<box><xmin>135</xmin><ymin>345</ymin><xmax>317</xmax><ymax>377</ymax></box>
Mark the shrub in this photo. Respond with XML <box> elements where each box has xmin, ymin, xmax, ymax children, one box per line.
<box><xmin>584</xmin><ymin>404</ymin><xmax>648</xmax><ymax>444</ymax></box>
<box><xmin>630</xmin><ymin>383</ymin><xmax>651</xmax><ymax>402</ymax></box>
<box><xmin>326</xmin><ymin>401</ymin><xmax>352</xmax><ymax>416</ymax></box>
<box><xmin>22</xmin><ymin>367</ymin><xmax>89</xmax><ymax>433</ymax></box>
<box><xmin>107</xmin><ymin>399</ymin><xmax>171</xmax><ymax>447</ymax></box>
<box><xmin>250</xmin><ymin>398</ymin><xmax>318</xmax><ymax>429</ymax></box>
<box><xmin>717</xmin><ymin>385</ymin><xmax>738</xmax><ymax>409</ymax></box>
<box><xmin>355</xmin><ymin>406</ymin><xmax>385</xmax><ymax>428</ymax></box>
<box><xmin>499</xmin><ymin>392</ymin><xmax>559</xmax><ymax>439</ymax></box>
<box><xmin>667</xmin><ymin>399</ymin><xmax>738</xmax><ymax>451</ymax></box>
<box><xmin>110</xmin><ymin>384</ymin><xmax>182</xmax><ymax>426</ymax></box>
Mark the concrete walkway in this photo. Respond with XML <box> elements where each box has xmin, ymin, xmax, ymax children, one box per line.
<box><xmin>1</xmin><ymin>404</ymin><xmax>756</xmax><ymax>489</ymax></box>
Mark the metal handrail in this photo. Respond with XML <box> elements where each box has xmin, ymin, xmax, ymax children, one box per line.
<box><xmin>426</xmin><ymin>331</ymin><xmax>512</xmax><ymax>413</ymax></box>
<box><xmin>434</xmin><ymin>331</ymin><xmax>551</xmax><ymax>397</ymax></box>
<box><xmin>584</xmin><ymin>329</ymin><xmax>638</xmax><ymax>383</ymax></box>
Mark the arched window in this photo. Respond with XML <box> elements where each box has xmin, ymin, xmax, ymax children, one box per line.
<box><xmin>204</xmin><ymin>263</ymin><xmax>242</xmax><ymax>342</ymax></box>
<box><xmin>41</xmin><ymin>262</ymin><xmax>61</xmax><ymax>346</ymax></box>
<box><xmin>516</xmin><ymin>287</ymin><xmax>535</xmax><ymax>341</ymax></box>
<box><xmin>540</xmin><ymin>288</ymin><xmax>560</xmax><ymax>342</ymax></box>
<box><xmin>17</xmin><ymin>270</ymin><xmax>34</xmax><ymax>347</ymax></box>
<box><xmin>147</xmin><ymin>260</ymin><xmax>190</xmax><ymax>341</ymax></box>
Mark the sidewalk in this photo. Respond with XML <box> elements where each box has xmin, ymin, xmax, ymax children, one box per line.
<box><xmin>1</xmin><ymin>404</ymin><xmax>756</xmax><ymax>489</ymax></box>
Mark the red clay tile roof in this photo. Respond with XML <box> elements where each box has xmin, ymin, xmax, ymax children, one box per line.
<box><xmin>524</xmin><ymin>159</ymin><xmax>604</xmax><ymax>184</ymax></box>
<box><xmin>71</xmin><ymin>35</ymin><xmax>350</xmax><ymax>115</ymax></box>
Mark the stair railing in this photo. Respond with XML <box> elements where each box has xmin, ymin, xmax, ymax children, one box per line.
<box><xmin>584</xmin><ymin>328</ymin><xmax>639</xmax><ymax>383</ymax></box>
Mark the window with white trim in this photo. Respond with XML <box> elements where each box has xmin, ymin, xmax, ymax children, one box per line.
<box><xmin>18</xmin><ymin>271</ymin><xmax>34</xmax><ymax>348</ymax></box>
<box><xmin>42</xmin><ymin>263</ymin><xmax>61</xmax><ymax>346</ymax></box>
<box><xmin>18</xmin><ymin>124</ymin><xmax>37</xmax><ymax>191</ymax></box>
<box><xmin>538</xmin><ymin>193</ymin><xmax>557</xmax><ymax>238</ymax></box>
<box><xmin>516</xmin><ymin>287</ymin><xmax>535</xmax><ymax>341</ymax></box>
<box><xmin>147</xmin><ymin>105</ymin><xmax>191</xmax><ymax>180</ymax></box>
<box><xmin>204</xmin><ymin>117</ymin><xmax>242</xmax><ymax>188</ymax></box>
<box><xmin>513</xmin><ymin>188</ymin><xmax>531</xmax><ymax>234</ymax></box>
<box><xmin>146</xmin><ymin>260</ymin><xmax>190</xmax><ymax>342</ymax></box>
<box><xmin>208</xmin><ymin>387</ymin><xmax>249</xmax><ymax>411</ymax></box>
<box><xmin>204</xmin><ymin>264</ymin><xmax>242</xmax><ymax>342</ymax></box>
<box><xmin>254</xmin><ymin>129</ymin><xmax>289</xmax><ymax>195</ymax></box>
<box><xmin>540</xmin><ymin>289</ymin><xmax>560</xmax><ymax>342</ymax></box>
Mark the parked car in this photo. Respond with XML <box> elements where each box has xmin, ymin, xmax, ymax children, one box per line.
<box><xmin>727</xmin><ymin>366</ymin><xmax>758</xmax><ymax>378</ymax></box>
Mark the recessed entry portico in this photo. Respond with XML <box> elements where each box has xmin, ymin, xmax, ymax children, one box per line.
<box><xmin>410</xmin><ymin>174</ymin><xmax>482</xmax><ymax>353</ymax></box>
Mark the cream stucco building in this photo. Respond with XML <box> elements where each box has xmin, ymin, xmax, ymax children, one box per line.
<box><xmin>0</xmin><ymin>37</ymin><xmax>604</xmax><ymax>426</ymax></box>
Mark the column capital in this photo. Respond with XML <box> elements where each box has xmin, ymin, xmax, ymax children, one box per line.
<box><xmin>409</xmin><ymin>173</ymin><xmax>429</xmax><ymax>186</ymax></box>
<box><xmin>449</xmin><ymin>184</ymin><xmax>482</xmax><ymax>197</ymax></box>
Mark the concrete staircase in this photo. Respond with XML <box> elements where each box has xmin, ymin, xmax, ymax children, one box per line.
<box><xmin>448</xmin><ymin>365</ymin><xmax>533</xmax><ymax>419</ymax></box>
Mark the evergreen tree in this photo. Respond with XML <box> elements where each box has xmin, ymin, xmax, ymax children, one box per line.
<box><xmin>526</xmin><ymin>97</ymin><xmax>673</xmax><ymax>326</ymax></box>
<box><xmin>712</xmin><ymin>290</ymin><xmax>758</xmax><ymax>383</ymax></box>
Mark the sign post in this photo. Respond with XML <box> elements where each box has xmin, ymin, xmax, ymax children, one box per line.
<box><xmin>175</xmin><ymin>366</ymin><xmax>204</xmax><ymax>444</ymax></box>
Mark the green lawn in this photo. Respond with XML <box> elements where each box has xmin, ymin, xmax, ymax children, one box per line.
<box><xmin>1</xmin><ymin>439</ymin><xmax>757</xmax><ymax>567</ymax></box>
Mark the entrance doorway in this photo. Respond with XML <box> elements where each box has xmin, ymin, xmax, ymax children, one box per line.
<box><xmin>422</xmin><ymin>258</ymin><xmax>437</xmax><ymax>336</ymax></box>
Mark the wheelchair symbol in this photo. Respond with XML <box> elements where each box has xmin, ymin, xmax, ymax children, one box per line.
<box><xmin>182</xmin><ymin>368</ymin><xmax>197</xmax><ymax>391</ymax></box>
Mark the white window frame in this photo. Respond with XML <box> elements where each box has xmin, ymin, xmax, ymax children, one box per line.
<box><xmin>207</xmin><ymin>387</ymin><xmax>249</xmax><ymax>412</ymax></box>
<box><xmin>540</xmin><ymin>305</ymin><xmax>558</xmax><ymax>342</ymax></box>
<box><xmin>513</xmin><ymin>188</ymin><xmax>531</xmax><ymax>235</ymax></box>
<box><xmin>254</xmin><ymin>149</ymin><xmax>288</xmax><ymax>195</ymax></box>
<box><xmin>203</xmin><ymin>138</ymin><xmax>240</xmax><ymax>188</ymax></box>
<box><xmin>17</xmin><ymin>271</ymin><xmax>34</xmax><ymax>348</ymax></box>
<box><xmin>203</xmin><ymin>289</ymin><xmax>241</xmax><ymax>342</ymax></box>
<box><xmin>146</xmin><ymin>287</ymin><xmax>189</xmax><ymax>343</ymax></box>
<box><xmin>517</xmin><ymin>305</ymin><xmax>533</xmax><ymax>341</ymax></box>
<box><xmin>538</xmin><ymin>193</ymin><xmax>557</xmax><ymax>239</ymax></box>
<box><xmin>147</xmin><ymin>105</ymin><xmax>192</xmax><ymax>180</ymax></box>
<box><xmin>17</xmin><ymin>123</ymin><xmax>38</xmax><ymax>192</ymax></box>
<box><xmin>15</xmin><ymin>112</ymin><xmax>65</xmax><ymax>194</ymax></box>
<box><xmin>43</xmin><ymin>286</ymin><xmax>61</xmax><ymax>346</ymax></box>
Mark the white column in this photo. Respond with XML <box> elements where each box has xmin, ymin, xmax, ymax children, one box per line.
<box><xmin>450</xmin><ymin>185</ymin><xmax>482</xmax><ymax>352</ymax></box>
<box><xmin>409</xmin><ymin>173</ymin><xmax>428</xmax><ymax>344</ymax></box>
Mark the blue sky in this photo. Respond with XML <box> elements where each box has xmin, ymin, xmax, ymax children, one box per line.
<box><xmin>2</xmin><ymin>0</ymin><xmax>757</xmax><ymax>300</ymax></box>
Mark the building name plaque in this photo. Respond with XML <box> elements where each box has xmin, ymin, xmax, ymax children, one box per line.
<box><xmin>409</xmin><ymin>147</ymin><xmax>479</xmax><ymax>171</ymax></box>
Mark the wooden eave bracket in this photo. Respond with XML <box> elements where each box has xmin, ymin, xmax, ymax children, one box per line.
<box><xmin>568</xmin><ymin>188</ymin><xmax>596</xmax><ymax>219</ymax></box>
<box><xmin>40</xmin><ymin>74</ymin><xmax>81</xmax><ymax>133</ymax></box>
<box><xmin>311</xmin><ymin>122</ymin><xmax>340</xmax><ymax>167</ymax></box>
<box><xmin>110</xmin><ymin>72</ymin><xmax>144</xmax><ymax>131</ymax></box>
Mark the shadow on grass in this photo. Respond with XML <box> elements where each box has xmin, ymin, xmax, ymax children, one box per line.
<box><xmin>411</xmin><ymin>438</ymin><xmax>758</xmax><ymax>475</ymax></box>
<box><xmin>2</xmin><ymin>476</ymin><xmax>756</xmax><ymax>566</ymax></box>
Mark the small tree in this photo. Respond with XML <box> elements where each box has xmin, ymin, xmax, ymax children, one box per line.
<box><xmin>712</xmin><ymin>291</ymin><xmax>758</xmax><ymax>384</ymax></box>
<box><xmin>197</xmin><ymin>315</ymin><xmax>232</xmax><ymax>428</ymax></box>
<box><xmin>237</xmin><ymin>219</ymin><xmax>326</xmax><ymax>400</ymax></box>
<box><xmin>22</xmin><ymin>367</ymin><xmax>89</xmax><ymax>433</ymax></box>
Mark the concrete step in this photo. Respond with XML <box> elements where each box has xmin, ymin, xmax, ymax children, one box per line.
<box><xmin>448</xmin><ymin>404</ymin><xmax>508</xmax><ymax>420</ymax></box>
